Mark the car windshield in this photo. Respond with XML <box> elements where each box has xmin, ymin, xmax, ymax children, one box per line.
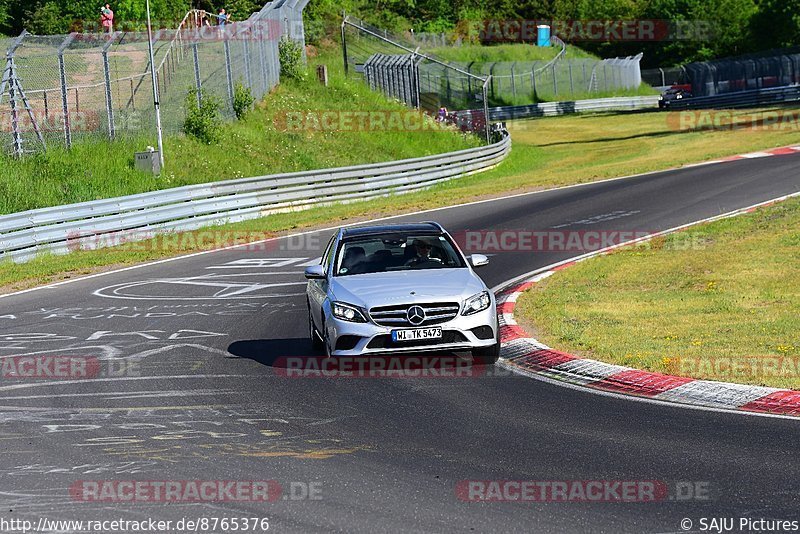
<box><xmin>334</xmin><ymin>233</ymin><xmax>466</xmax><ymax>276</ymax></box>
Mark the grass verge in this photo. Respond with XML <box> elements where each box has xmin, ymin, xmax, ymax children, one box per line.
<box><xmin>515</xmin><ymin>197</ymin><xmax>800</xmax><ymax>389</ymax></box>
<box><xmin>3</xmin><ymin>106</ymin><xmax>800</xmax><ymax>296</ymax></box>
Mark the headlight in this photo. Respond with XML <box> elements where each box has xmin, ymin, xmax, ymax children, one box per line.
<box><xmin>462</xmin><ymin>291</ymin><xmax>491</xmax><ymax>315</ymax></box>
<box><xmin>332</xmin><ymin>301</ymin><xmax>367</xmax><ymax>323</ymax></box>
<box><xmin>676</xmin><ymin>94</ymin><xmax>683</xmax><ymax>99</ymax></box>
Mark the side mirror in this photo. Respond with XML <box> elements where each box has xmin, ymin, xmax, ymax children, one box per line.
<box><xmin>469</xmin><ymin>254</ymin><xmax>489</xmax><ymax>268</ymax></box>
<box><xmin>304</xmin><ymin>265</ymin><xmax>327</xmax><ymax>279</ymax></box>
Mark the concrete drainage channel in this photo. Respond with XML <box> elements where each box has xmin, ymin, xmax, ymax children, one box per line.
<box><xmin>493</xmin><ymin>189</ymin><xmax>800</xmax><ymax>419</ymax></box>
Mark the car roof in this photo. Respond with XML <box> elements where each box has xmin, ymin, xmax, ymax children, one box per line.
<box><xmin>341</xmin><ymin>222</ymin><xmax>443</xmax><ymax>239</ymax></box>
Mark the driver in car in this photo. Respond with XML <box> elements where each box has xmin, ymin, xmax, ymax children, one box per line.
<box><xmin>405</xmin><ymin>238</ymin><xmax>442</xmax><ymax>267</ymax></box>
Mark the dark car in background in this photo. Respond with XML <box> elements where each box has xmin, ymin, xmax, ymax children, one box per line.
<box><xmin>658</xmin><ymin>86</ymin><xmax>693</xmax><ymax>109</ymax></box>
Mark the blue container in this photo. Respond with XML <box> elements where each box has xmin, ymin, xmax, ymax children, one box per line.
<box><xmin>537</xmin><ymin>25</ymin><xmax>551</xmax><ymax>47</ymax></box>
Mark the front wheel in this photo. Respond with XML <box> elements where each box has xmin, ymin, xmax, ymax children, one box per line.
<box><xmin>308</xmin><ymin>306</ymin><xmax>323</xmax><ymax>350</ymax></box>
<box><xmin>472</xmin><ymin>342</ymin><xmax>500</xmax><ymax>365</ymax></box>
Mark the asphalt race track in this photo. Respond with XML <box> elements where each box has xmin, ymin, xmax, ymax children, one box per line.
<box><xmin>1</xmin><ymin>154</ymin><xmax>799</xmax><ymax>533</ymax></box>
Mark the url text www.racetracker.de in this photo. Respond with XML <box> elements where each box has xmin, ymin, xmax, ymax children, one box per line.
<box><xmin>0</xmin><ymin>516</ymin><xmax>272</xmax><ymax>533</ymax></box>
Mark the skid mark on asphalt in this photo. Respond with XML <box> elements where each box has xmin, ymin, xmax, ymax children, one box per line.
<box><xmin>551</xmin><ymin>210</ymin><xmax>642</xmax><ymax>229</ymax></box>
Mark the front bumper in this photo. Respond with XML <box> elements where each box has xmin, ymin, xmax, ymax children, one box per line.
<box><xmin>325</xmin><ymin>304</ymin><xmax>498</xmax><ymax>357</ymax></box>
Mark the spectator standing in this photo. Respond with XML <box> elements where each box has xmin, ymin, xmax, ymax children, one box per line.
<box><xmin>216</xmin><ymin>8</ymin><xmax>229</xmax><ymax>38</ymax></box>
<box><xmin>100</xmin><ymin>4</ymin><xmax>114</xmax><ymax>34</ymax></box>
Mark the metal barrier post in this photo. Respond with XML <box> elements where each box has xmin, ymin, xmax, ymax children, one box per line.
<box><xmin>223</xmin><ymin>37</ymin><xmax>235</xmax><ymax>107</ymax></box>
<box><xmin>569</xmin><ymin>62</ymin><xmax>574</xmax><ymax>96</ymax></box>
<box><xmin>57</xmin><ymin>33</ymin><xmax>75</xmax><ymax>149</ymax></box>
<box><xmin>482</xmin><ymin>77</ymin><xmax>490</xmax><ymax>144</ymax></box>
<box><xmin>7</xmin><ymin>55</ymin><xmax>22</xmax><ymax>157</ymax></box>
<box><xmin>511</xmin><ymin>63</ymin><xmax>517</xmax><ymax>100</ymax></box>
<box><xmin>243</xmin><ymin>39</ymin><xmax>253</xmax><ymax>90</ymax></box>
<box><xmin>258</xmin><ymin>36</ymin><xmax>268</xmax><ymax>96</ymax></box>
<box><xmin>489</xmin><ymin>63</ymin><xmax>496</xmax><ymax>100</ymax></box>
<box><xmin>102</xmin><ymin>34</ymin><xmax>118</xmax><ymax>140</ymax></box>
<box><xmin>3</xmin><ymin>32</ymin><xmax>28</xmax><ymax>157</ymax></box>
<box><xmin>341</xmin><ymin>14</ymin><xmax>349</xmax><ymax>76</ymax></box>
<box><xmin>192</xmin><ymin>43</ymin><xmax>202</xmax><ymax>106</ymax></box>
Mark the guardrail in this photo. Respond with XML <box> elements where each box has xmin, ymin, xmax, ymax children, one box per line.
<box><xmin>460</xmin><ymin>95</ymin><xmax>660</xmax><ymax>122</ymax></box>
<box><xmin>0</xmin><ymin>131</ymin><xmax>511</xmax><ymax>263</ymax></box>
<box><xmin>663</xmin><ymin>84</ymin><xmax>800</xmax><ymax>110</ymax></box>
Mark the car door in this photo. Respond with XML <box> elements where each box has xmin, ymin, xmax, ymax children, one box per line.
<box><xmin>309</xmin><ymin>235</ymin><xmax>336</xmax><ymax>329</ymax></box>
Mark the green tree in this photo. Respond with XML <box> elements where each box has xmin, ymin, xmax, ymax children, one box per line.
<box><xmin>749</xmin><ymin>0</ymin><xmax>800</xmax><ymax>49</ymax></box>
<box><xmin>5</xmin><ymin>0</ymin><xmax>192</xmax><ymax>34</ymax></box>
<box><xmin>0</xmin><ymin>0</ymin><xmax>10</xmax><ymax>35</ymax></box>
<box><xmin>226</xmin><ymin>0</ymin><xmax>262</xmax><ymax>22</ymax></box>
<box><xmin>27</xmin><ymin>2</ymin><xmax>67</xmax><ymax>34</ymax></box>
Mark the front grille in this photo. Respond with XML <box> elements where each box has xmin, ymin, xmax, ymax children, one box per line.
<box><xmin>367</xmin><ymin>330</ymin><xmax>468</xmax><ymax>349</ymax></box>
<box><xmin>369</xmin><ymin>302</ymin><xmax>460</xmax><ymax>327</ymax></box>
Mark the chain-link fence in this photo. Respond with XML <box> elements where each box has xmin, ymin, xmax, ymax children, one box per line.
<box><xmin>342</xmin><ymin>17</ymin><xmax>642</xmax><ymax>110</ymax></box>
<box><xmin>642</xmin><ymin>66</ymin><xmax>688</xmax><ymax>90</ymax></box>
<box><xmin>342</xmin><ymin>16</ymin><xmax>489</xmax><ymax>114</ymax></box>
<box><xmin>684</xmin><ymin>48</ymin><xmax>800</xmax><ymax>97</ymax></box>
<box><xmin>449</xmin><ymin>53</ymin><xmax>642</xmax><ymax>104</ymax></box>
<box><xmin>0</xmin><ymin>0</ymin><xmax>309</xmax><ymax>157</ymax></box>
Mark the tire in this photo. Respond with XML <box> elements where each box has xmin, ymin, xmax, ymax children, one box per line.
<box><xmin>472</xmin><ymin>342</ymin><xmax>500</xmax><ymax>365</ymax></box>
<box><xmin>322</xmin><ymin>320</ymin><xmax>332</xmax><ymax>358</ymax></box>
<box><xmin>308</xmin><ymin>305</ymin><xmax>323</xmax><ymax>350</ymax></box>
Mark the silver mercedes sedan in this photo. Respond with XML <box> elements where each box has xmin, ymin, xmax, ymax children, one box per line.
<box><xmin>305</xmin><ymin>222</ymin><xmax>499</xmax><ymax>363</ymax></box>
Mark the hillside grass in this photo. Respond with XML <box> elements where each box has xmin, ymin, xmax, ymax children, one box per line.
<box><xmin>429</xmin><ymin>43</ymin><xmax>597</xmax><ymax>63</ymax></box>
<box><xmin>0</xmin><ymin>47</ymin><xmax>480</xmax><ymax>214</ymax></box>
<box><xmin>515</xmin><ymin>197</ymin><xmax>800</xmax><ymax>390</ymax></box>
<box><xmin>3</xmin><ymin>105</ymin><xmax>800</xmax><ymax>292</ymax></box>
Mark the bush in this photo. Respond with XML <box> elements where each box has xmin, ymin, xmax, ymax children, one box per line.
<box><xmin>304</xmin><ymin>19</ymin><xmax>325</xmax><ymax>46</ymax></box>
<box><xmin>233</xmin><ymin>81</ymin><xmax>255</xmax><ymax>120</ymax></box>
<box><xmin>183</xmin><ymin>88</ymin><xmax>222</xmax><ymax>144</ymax></box>
<box><xmin>279</xmin><ymin>37</ymin><xmax>305</xmax><ymax>81</ymax></box>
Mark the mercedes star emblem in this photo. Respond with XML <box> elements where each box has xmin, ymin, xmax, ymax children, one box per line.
<box><xmin>406</xmin><ymin>305</ymin><xmax>426</xmax><ymax>326</ymax></box>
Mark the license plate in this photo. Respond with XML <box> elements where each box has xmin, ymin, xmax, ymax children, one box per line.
<box><xmin>392</xmin><ymin>327</ymin><xmax>443</xmax><ymax>342</ymax></box>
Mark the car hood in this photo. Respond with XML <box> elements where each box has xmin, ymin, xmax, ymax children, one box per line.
<box><xmin>330</xmin><ymin>269</ymin><xmax>487</xmax><ymax>310</ymax></box>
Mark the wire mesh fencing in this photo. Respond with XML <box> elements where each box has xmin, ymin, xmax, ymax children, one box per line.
<box><xmin>449</xmin><ymin>53</ymin><xmax>643</xmax><ymax>105</ymax></box>
<box><xmin>342</xmin><ymin>17</ymin><xmax>643</xmax><ymax>112</ymax></box>
<box><xmin>342</xmin><ymin>16</ymin><xmax>489</xmax><ymax>115</ymax></box>
<box><xmin>0</xmin><ymin>0</ymin><xmax>308</xmax><ymax>157</ymax></box>
<box><xmin>641</xmin><ymin>66</ymin><xmax>688</xmax><ymax>89</ymax></box>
